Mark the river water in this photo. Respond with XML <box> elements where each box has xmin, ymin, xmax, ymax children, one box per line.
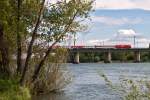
<box><xmin>34</xmin><ymin>63</ymin><xmax>150</xmax><ymax>100</ymax></box>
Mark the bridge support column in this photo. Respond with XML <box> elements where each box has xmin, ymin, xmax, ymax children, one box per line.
<box><xmin>74</xmin><ymin>52</ymin><xmax>80</xmax><ymax>64</ymax></box>
<box><xmin>104</xmin><ymin>51</ymin><xmax>112</xmax><ymax>63</ymax></box>
<box><xmin>134</xmin><ymin>51</ymin><xmax>141</xmax><ymax>63</ymax></box>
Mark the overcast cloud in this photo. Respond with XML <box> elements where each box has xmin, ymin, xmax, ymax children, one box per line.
<box><xmin>92</xmin><ymin>16</ymin><xmax>143</xmax><ymax>26</ymax></box>
<box><xmin>95</xmin><ymin>0</ymin><xmax>150</xmax><ymax>10</ymax></box>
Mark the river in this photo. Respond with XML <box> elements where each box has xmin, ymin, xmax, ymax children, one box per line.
<box><xmin>34</xmin><ymin>63</ymin><xmax>150</xmax><ymax>100</ymax></box>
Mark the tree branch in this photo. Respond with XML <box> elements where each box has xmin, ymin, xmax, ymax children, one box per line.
<box><xmin>32</xmin><ymin>10</ymin><xmax>78</xmax><ymax>82</ymax></box>
<box><xmin>16</xmin><ymin>0</ymin><xmax>22</xmax><ymax>74</ymax></box>
<box><xmin>20</xmin><ymin>0</ymin><xmax>46</xmax><ymax>85</ymax></box>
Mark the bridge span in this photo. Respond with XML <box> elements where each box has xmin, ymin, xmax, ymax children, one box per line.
<box><xmin>68</xmin><ymin>48</ymin><xmax>150</xmax><ymax>63</ymax></box>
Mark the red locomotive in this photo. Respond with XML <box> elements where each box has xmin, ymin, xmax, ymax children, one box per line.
<box><xmin>115</xmin><ymin>44</ymin><xmax>131</xmax><ymax>49</ymax></box>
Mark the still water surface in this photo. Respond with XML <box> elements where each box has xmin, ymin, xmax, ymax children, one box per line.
<box><xmin>34</xmin><ymin>63</ymin><xmax>150</xmax><ymax>100</ymax></box>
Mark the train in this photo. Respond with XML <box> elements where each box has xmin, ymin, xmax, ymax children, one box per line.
<box><xmin>70</xmin><ymin>44</ymin><xmax>132</xmax><ymax>49</ymax></box>
<box><xmin>52</xmin><ymin>44</ymin><xmax>132</xmax><ymax>49</ymax></box>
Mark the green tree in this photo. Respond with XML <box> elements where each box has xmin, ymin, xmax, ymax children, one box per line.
<box><xmin>0</xmin><ymin>0</ymin><xmax>94</xmax><ymax>86</ymax></box>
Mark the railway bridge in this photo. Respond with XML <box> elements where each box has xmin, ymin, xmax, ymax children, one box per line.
<box><xmin>69</xmin><ymin>48</ymin><xmax>150</xmax><ymax>63</ymax></box>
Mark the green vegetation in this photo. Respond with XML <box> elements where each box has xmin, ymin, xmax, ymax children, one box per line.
<box><xmin>99</xmin><ymin>72</ymin><xmax>150</xmax><ymax>100</ymax></box>
<box><xmin>0</xmin><ymin>0</ymin><xmax>94</xmax><ymax>99</ymax></box>
<box><xmin>0</xmin><ymin>79</ymin><xmax>31</xmax><ymax>100</ymax></box>
<box><xmin>31</xmin><ymin>48</ymin><xmax>72</xmax><ymax>94</ymax></box>
<box><xmin>79</xmin><ymin>52</ymin><xmax>150</xmax><ymax>63</ymax></box>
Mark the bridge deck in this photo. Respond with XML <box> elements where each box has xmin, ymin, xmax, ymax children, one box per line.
<box><xmin>69</xmin><ymin>48</ymin><xmax>150</xmax><ymax>52</ymax></box>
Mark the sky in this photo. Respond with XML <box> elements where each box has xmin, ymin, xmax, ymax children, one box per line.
<box><xmin>47</xmin><ymin>0</ymin><xmax>150</xmax><ymax>48</ymax></box>
<box><xmin>74</xmin><ymin>0</ymin><xmax>150</xmax><ymax>48</ymax></box>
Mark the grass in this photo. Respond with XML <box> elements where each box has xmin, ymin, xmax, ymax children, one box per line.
<box><xmin>0</xmin><ymin>79</ymin><xmax>31</xmax><ymax>100</ymax></box>
<box><xmin>98</xmin><ymin>71</ymin><xmax>150</xmax><ymax>100</ymax></box>
<box><xmin>0</xmin><ymin>47</ymin><xmax>72</xmax><ymax>99</ymax></box>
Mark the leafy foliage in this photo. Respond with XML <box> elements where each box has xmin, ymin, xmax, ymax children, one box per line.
<box><xmin>0</xmin><ymin>0</ymin><xmax>94</xmax><ymax>97</ymax></box>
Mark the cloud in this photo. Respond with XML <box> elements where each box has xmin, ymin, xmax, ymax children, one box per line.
<box><xmin>86</xmin><ymin>29</ymin><xmax>150</xmax><ymax>47</ymax></box>
<box><xmin>137</xmin><ymin>38</ymin><xmax>150</xmax><ymax>43</ymax></box>
<box><xmin>115</xmin><ymin>29</ymin><xmax>144</xmax><ymax>38</ymax></box>
<box><xmin>46</xmin><ymin>0</ymin><xmax>150</xmax><ymax>10</ymax></box>
<box><xmin>92</xmin><ymin>16</ymin><xmax>142</xmax><ymax>25</ymax></box>
<box><xmin>110</xmin><ymin>29</ymin><xmax>150</xmax><ymax>47</ymax></box>
<box><xmin>87</xmin><ymin>39</ymin><xmax>109</xmax><ymax>45</ymax></box>
<box><xmin>87</xmin><ymin>39</ymin><xmax>101</xmax><ymax>45</ymax></box>
<box><xmin>95</xmin><ymin>0</ymin><xmax>150</xmax><ymax>10</ymax></box>
<box><xmin>116</xmin><ymin>29</ymin><xmax>136</xmax><ymax>37</ymax></box>
<box><xmin>88</xmin><ymin>40</ymin><xmax>100</xmax><ymax>43</ymax></box>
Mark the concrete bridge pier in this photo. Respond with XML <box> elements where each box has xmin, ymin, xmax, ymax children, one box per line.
<box><xmin>104</xmin><ymin>51</ymin><xmax>112</xmax><ymax>63</ymax></box>
<box><xmin>134</xmin><ymin>51</ymin><xmax>141</xmax><ymax>62</ymax></box>
<box><xmin>74</xmin><ymin>52</ymin><xmax>80</xmax><ymax>64</ymax></box>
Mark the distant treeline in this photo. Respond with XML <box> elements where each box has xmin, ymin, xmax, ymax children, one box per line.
<box><xmin>73</xmin><ymin>52</ymin><xmax>150</xmax><ymax>63</ymax></box>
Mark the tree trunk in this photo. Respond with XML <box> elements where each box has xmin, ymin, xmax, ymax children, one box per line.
<box><xmin>16</xmin><ymin>0</ymin><xmax>22</xmax><ymax>74</ymax></box>
<box><xmin>20</xmin><ymin>0</ymin><xmax>45</xmax><ymax>85</ymax></box>
<box><xmin>32</xmin><ymin>42</ymin><xmax>57</xmax><ymax>82</ymax></box>
<box><xmin>32</xmin><ymin>11</ymin><xmax>78</xmax><ymax>82</ymax></box>
<box><xmin>0</xmin><ymin>23</ymin><xmax>11</xmax><ymax>78</ymax></box>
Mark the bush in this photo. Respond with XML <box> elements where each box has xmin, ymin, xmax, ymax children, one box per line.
<box><xmin>119</xmin><ymin>79</ymin><xmax>150</xmax><ymax>100</ymax></box>
<box><xmin>99</xmin><ymin>72</ymin><xmax>150</xmax><ymax>100</ymax></box>
<box><xmin>0</xmin><ymin>79</ymin><xmax>31</xmax><ymax>100</ymax></box>
<box><xmin>30</xmin><ymin>48</ymin><xmax>72</xmax><ymax>94</ymax></box>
